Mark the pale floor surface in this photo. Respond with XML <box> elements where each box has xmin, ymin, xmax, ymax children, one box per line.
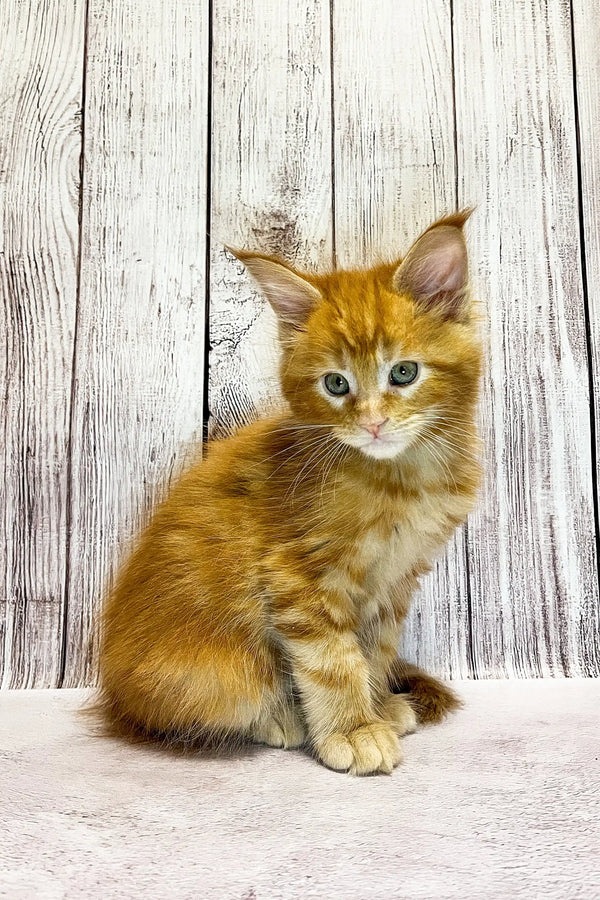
<box><xmin>1</xmin><ymin>680</ymin><xmax>599</xmax><ymax>900</ymax></box>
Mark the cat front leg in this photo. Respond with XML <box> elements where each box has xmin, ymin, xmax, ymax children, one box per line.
<box><xmin>273</xmin><ymin>599</ymin><xmax>402</xmax><ymax>775</ymax></box>
<box><xmin>363</xmin><ymin>613</ymin><xmax>418</xmax><ymax>738</ymax></box>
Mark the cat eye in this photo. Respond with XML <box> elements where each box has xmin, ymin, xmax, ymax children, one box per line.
<box><xmin>389</xmin><ymin>361</ymin><xmax>419</xmax><ymax>386</ymax></box>
<box><xmin>323</xmin><ymin>373</ymin><xmax>350</xmax><ymax>396</ymax></box>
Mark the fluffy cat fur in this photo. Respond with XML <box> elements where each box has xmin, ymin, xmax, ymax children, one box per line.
<box><xmin>97</xmin><ymin>211</ymin><xmax>482</xmax><ymax>775</ymax></box>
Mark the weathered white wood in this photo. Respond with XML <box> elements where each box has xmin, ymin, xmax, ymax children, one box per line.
<box><xmin>333</xmin><ymin>1</ymin><xmax>457</xmax><ymax>266</ymax></box>
<box><xmin>455</xmin><ymin>0</ymin><xmax>599</xmax><ymax>676</ymax></box>
<box><xmin>0</xmin><ymin>1</ymin><xmax>85</xmax><ymax>687</ymax></box>
<box><xmin>572</xmin><ymin>0</ymin><xmax>600</xmax><ymax>675</ymax></box>
<box><xmin>61</xmin><ymin>0</ymin><xmax>209</xmax><ymax>686</ymax></box>
<box><xmin>3</xmin><ymin>682</ymin><xmax>600</xmax><ymax>896</ymax></box>
<box><xmin>208</xmin><ymin>0</ymin><xmax>333</xmax><ymax>434</ymax></box>
<box><xmin>333</xmin><ymin>0</ymin><xmax>470</xmax><ymax>678</ymax></box>
<box><xmin>1</xmin><ymin>0</ymin><xmax>599</xmax><ymax>687</ymax></box>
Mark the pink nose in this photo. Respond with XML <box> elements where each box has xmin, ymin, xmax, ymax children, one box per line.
<box><xmin>359</xmin><ymin>418</ymin><xmax>388</xmax><ymax>438</ymax></box>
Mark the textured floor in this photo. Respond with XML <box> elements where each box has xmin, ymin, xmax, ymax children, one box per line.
<box><xmin>1</xmin><ymin>680</ymin><xmax>599</xmax><ymax>900</ymax></box>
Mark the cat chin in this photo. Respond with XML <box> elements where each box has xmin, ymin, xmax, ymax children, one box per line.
<box><xmin>356</xmin><ymin>440</ymin><xmax>405</xmax><ymax>461</ymax></box>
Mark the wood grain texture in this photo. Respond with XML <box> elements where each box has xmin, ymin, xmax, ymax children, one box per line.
<box><xmin>61</xmin><ymin>0</ymin><xmax>209</xmax><ymax>687</ymax></box>
<box><xmin>454</xmin><ymin>0</ymin><xmax>599</xmax><ymax>676</ymax></box>
<box><xmin>0</xmin><ymin>1</ymin><xmax>84</xmax><ymax>687</ymax></box>
<box><xmin>2</xmin><ymin>0</ymin><xmax>600</xmax><ymax>687</ymax></box>
<box><xmin>333</xmin><ymin>0</ymin><xmax>471</xmax><ymax>678</ymax></box>
<box><xmin>208</xmin><ymin>0</ymin><xmax>333</xmax><ymax>434</ymax></box>
<box><xmin>333</xmin><ymin>0</ymin><xmax>457</xmax><ymax>266</ymax></box>
<box><xmin>572</xmin><ymin>0</ymin><xmax>600</xmax><ymax>675</ymax></box>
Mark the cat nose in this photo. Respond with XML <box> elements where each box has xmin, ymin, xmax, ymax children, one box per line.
<box><xmin>358</xmin><ymin>417</ymin><xmax>389</xmax><ymax>438</ymax></box>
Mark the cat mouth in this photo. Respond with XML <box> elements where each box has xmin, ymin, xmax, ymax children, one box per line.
<box><xmin>336</xmin><ymin>421</ymin><xmax>420</xmax><ymax>460</ymax></box>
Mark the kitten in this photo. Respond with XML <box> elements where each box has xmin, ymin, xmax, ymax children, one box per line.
<box><xmin>97</xmin><ymin>211</ymin><xmax>482</xmax><ymax>775</ymax></box>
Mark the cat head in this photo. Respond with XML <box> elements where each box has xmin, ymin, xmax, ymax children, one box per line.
<box><xmin>229</xmin><ymin>211</ymin><xmax>482</xmax><ymax>462</ymax></box>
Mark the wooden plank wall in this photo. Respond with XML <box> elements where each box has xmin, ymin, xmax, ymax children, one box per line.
<box><xmin>60</xmin><ymin>0</ymin><xmax>209</xmax><ymax>688</ymax></box>
<box><xmin>1</xmin><ymin>0</ymin><xmax>85</xmax><ymax>687</ymax></box>
<box><xmin>1</xmin><ymin>0</ymin><xmax>208</xmax><ymax>688</ymax></box>
<box><xmin>572</xmin><ymin>0</ymin><xmax>600</xmax><ymax>676</ymax></box>
<box><xmin>1</xmin><ymin>0</ymin><xmax>599</xmax><ymax>687</ymax></box>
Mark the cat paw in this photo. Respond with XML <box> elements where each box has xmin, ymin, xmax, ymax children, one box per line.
<box><xmin>381</xmin><ymin>693</ymin><xmax>418</xmax><ymax>736</ymax></box>
<box><xmin>250</xmin><ymin>706</ymin><xmax>306</xmax><ymax>750</ymax></box>
<box><xmin>316</xmin><ymin>722</ymin><xmax>402</xmax><ymax>775</ymax></box>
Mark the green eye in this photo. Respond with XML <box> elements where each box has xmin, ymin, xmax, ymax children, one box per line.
<box><xmin>323</xmin><ymin>373</ymin><xmax>350</xmax><ymax>396</ymax></box>
<box><xmin>390</xmin><ymin>361</ymin><xmax>418</xmax><ymax>386</ymax></box>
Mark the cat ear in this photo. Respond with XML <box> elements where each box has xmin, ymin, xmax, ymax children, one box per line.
<box><xmin>227</xmin><ymin>247</ymin><xmax>322</xmax><ymax>329</ymax></box>
<box><xmin>392</xmin><ymin>209</ymin><xmax>473</xmax><ymax>321</ymax></box>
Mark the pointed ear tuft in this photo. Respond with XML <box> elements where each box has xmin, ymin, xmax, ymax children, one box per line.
<box><xmin>227</xmin><ymin>246</ymin><xmax>321</xmax><ymax>329</ymax></box>
<box><xmin>392</xmin><ymin>209</ymin><xmax>473</xmax><ymax>321</ymax></box>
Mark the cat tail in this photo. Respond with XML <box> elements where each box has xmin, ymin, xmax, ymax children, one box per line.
<box><xmin>388</xmin><ymin>658</ymin><xmax>463</xmax><ymax>726</ymax></box>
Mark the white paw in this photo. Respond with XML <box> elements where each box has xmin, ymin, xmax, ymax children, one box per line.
<box><xmin>316</xmin><ymin>722</ymin><xmax>402</xmax><ymax>775</ymax></box>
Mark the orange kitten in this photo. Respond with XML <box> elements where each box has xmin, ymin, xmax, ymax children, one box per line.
<box><xmin>97</xmin><ymin>211</ymin><xmax>482</xmax><ymax>775</ymax></box>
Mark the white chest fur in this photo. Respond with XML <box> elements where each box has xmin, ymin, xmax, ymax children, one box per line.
<box><xmin>350</xmin><ymin>489</ymin><xmax>472</xmax><ymax>621</ymax></box>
